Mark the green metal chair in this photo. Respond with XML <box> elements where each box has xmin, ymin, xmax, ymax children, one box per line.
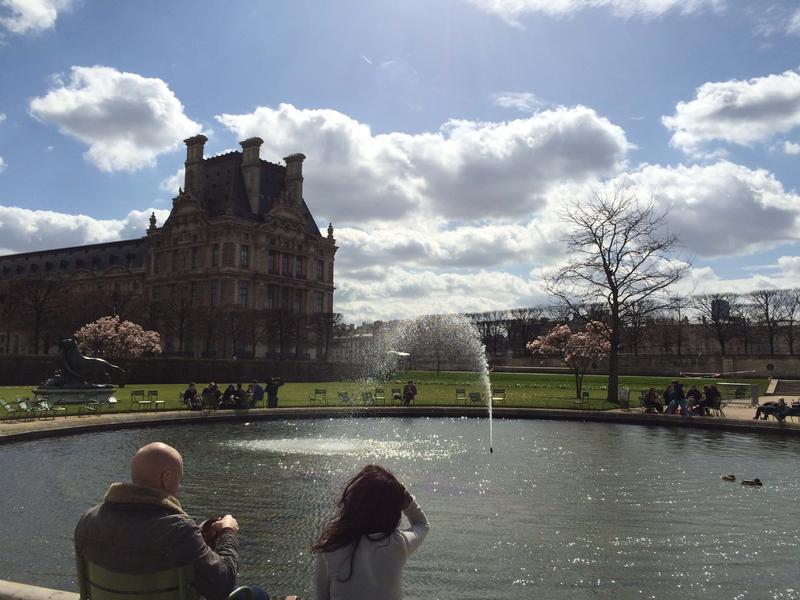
<box><xmin>0</xmin><ymin>398</ymin><xmax>21</xmax><ymax>422</ymax></box>
<box><xmin>455</xmin><ymin>389</ymin><xmax>467</xmax><ymax>405</ymax></box>
<box><xmin>77</xmin><ymin>556</ymin><xmax>196</xmax><ymax>600</ymax></box>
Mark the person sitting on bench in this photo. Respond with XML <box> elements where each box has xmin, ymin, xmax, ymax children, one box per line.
<box><xmin>753</xmin><ymin>398</ymin><xmax>787</xmax><ymax>421</ymax></box>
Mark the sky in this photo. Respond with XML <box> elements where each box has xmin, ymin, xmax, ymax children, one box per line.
<box><xmin>1</xmin><ymin>0</ymin><xmax>800</xmax><ymax>323</ymax></box>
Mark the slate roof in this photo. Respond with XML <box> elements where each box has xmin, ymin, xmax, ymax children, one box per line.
<box><xmin>199</xmin><ymin>152</ymin><xmax>321</xmax><ymax>236</ymax></box>
<box><xmin>0</xmin><ymin>238</ymin><xmax>147</xmax><ymax>278</ymax></box>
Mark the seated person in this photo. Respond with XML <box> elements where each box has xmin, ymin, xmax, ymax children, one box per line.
<box><xmin>202</xmin><ymin>382</ymin><xmax>222</xmax><ymax>408</ymax></box>
<box><xmin>753</xmin><ymin>398</ymin><xmax>787</xmax><ymax>421</ymax></box>
<box><xmin>642</xmin><ymin>387</ymin><xmax>663</xmax><ymax>413</ymax></box>
<box><xmin>233</xmin><ymin>383</ymin><xmax>249</xmax><ymax>409</ymax></box>
<box><xmin>74</xmin><ymin>442</ymin><xmax>245</xmax><ymax>600</ymax></box>
<box><xmin>183</xmin><ymin>382</ymin><xmax>202</xmax><ymax>411</ymax></box>
<box><xmin>219</xmin><ymin>384</ymin><xmax>237</xmax><ymax>409</ymax></box>
<box><xmin>686</xmin><ymin>385</ymin><xmax>703</xmax><ymax>415</ymax></box>
<box><xmin>249</xmin><ymin>381</ymin><xmax>264</xmax><ymax>408</ymax></box>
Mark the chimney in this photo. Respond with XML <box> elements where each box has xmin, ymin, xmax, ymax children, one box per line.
<box><xmin>240</xmin><ymin>137</ymin><xmax>263</xmax><ymax>214</ymax></box>
<box><xmin>284</xmin><ymin>153</ymin><xmax>306</xmax><ymax>207</ymax></box>
<box><xmin>183</xmin><ymin>134</ymin><xmax>207</xmax><ymax>193</ymax></box>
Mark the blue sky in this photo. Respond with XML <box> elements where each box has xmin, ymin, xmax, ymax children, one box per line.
<box><xmin>1</xmin><ymin>0</ymin><xmax>800</xmax><ymax>321</ymax></box>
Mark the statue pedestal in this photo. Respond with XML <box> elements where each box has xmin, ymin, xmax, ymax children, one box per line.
<box><xmin>32</xmin><ymin>388</ymin><xmax>118</xmax><ymax>406</ymax></box>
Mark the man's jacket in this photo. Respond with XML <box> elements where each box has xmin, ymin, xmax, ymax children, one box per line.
<box><xmin>75</xmin><ymin>483</ymin><xmax>239</xmax><ymax>600</ymax></box>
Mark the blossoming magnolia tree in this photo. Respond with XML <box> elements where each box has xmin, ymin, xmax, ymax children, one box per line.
<box><xmin>527</xmin><ymin>321</ymin><xmax>611</xmax><ymax>399</ymax></box>
<box><xmin>74</xmin><ymin>316</ymin><xmax>161</xmax><ymax>361</ymax></box>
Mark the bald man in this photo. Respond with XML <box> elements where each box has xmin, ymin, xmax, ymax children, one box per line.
<box><xmin>75</xmin><ymin>442</ymin><xmax>241</xmax><ymax>600</ymax></box>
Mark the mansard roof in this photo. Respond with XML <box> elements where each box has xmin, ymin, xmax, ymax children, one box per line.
<box><xmin>198</xmin><ymin>151</ymin><xmax>321</xmax><ymax>236</ymax></box>
<box><xmin>0</xmin><ymin>238</ymin><xmax>146</xmax><ymax>278</ymax></box>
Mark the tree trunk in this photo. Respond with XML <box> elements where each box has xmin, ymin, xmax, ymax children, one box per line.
<box><xmin>607</xmin><ymin>313</ymin><xmax>621</xmax><ymax>404</ymax></box>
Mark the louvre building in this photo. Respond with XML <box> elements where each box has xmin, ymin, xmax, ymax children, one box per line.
<box><xmin>0</xmin><ymin>135</ymin><xmax>338</xmax><ymax>359</ymax></box>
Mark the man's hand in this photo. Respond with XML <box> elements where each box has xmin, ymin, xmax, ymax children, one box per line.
<box><xmin>204</xmin><ymin>514</ymin><xmax>239</xmax><ymax>543</ymax></box>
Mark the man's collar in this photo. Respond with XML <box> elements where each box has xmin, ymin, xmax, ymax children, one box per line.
<box><xmin>103</xmin><ymin>482</ymin><xmax>186</xmax><ymax>515</ymax></box>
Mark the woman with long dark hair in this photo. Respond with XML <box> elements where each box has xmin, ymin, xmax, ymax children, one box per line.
<box><xmin>312</xmin><ymin>465</ymin><xmax>430</xmax><ymax>599</ymax></box>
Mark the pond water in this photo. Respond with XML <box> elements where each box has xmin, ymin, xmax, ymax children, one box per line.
<box><xmin>1</xmin><ymin>418</ymin><xmax>799</xmax><ymax>599</ymax></box>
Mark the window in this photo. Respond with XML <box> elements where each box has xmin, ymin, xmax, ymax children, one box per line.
<box><xmin>240</xmin><ymin>245</ymin><xmax>250</xmax><ymax>267</ymax></box>
<box><xmin>211</xmin><ymin>244</ymin><xmax>220</xmax><ymax>267</ymax></box>
<box><xmin>280</xmin><ymin>287</ymin><xmax>289</xmax><ymax>309</ymax></box>
<box><xmin>179</xmin><ymin>251</ymin><xmax>187</xmax><ymax>271</ymax></box>
<box><xmin>266</xmin><ymin>285</ymin><xmax>275</xmax><ymax>309</ymax></box>
<box><xmin>315</xmin><ymin>260</ymin><xmax>324</xmax><ymax>281</ymax></box>
<box><xmin>267</xmin><ymin>251</ymin><xmax>276</xmax><ymax>274</ymax></box>
<box><xmin>239</xmin><ymin>281</ymin><xmax>249</xmax><ymax>306</ymax></box>
<box><xmin>210</xmin><ymin>280</ymin><xmax>219</xmax><ymax>306</ymax></box>
<box><xmin>154</xmin><ymin>254</ymin><xmax>161</xmax><ymax>274</ymax></box>
<box><xmin>314</xmin><ymin>291</ymin><xmax>324</xmax><ymax>313</ymax></box>
<box><xmin>282</xmin><ymin>254</ymin><xmax>290</xmax><ymax>275</ymax></box>
<box><xmin>152</xmin><ymin>286</ymin><xmax>160</xmax><ymax>301</ymax></box>
<box><xmin>171</xmin><ymin>251</ymin><xmax>178</xmax><ymax>272</ymax></box>
<box><xmin>295</xmin><ymin>256</ymin><xmax>304</xmax><ymax>278</ymax></box>
<box><xmin>191</xmin><ymin>247</ymin><xmax>198</xmax><ymax>269</ymax></box>
<box><xmin>294</xmin><ymin>289</ymin><xmax>305</xmax><ymax>312</ymax></box>
<box><xmin>190</xmin><ymin>282</ymin><xmax>198</xmax><ymax>305</ymax></box>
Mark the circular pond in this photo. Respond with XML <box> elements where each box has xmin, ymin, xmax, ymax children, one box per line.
<box><xmin>1</xmin><ymin>418</ymin><xmax>799</xmax><ymax>599</ymax></box>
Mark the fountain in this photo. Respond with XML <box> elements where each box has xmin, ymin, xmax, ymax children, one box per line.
<box><xmin>377</xmin><ymin>314</ymin><xmax>495</xmax><ymax>452</ymax></box>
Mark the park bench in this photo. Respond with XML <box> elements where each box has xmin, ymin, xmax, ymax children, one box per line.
<box><xmin>308</xmin><ymin>389</ymin><xmax>327</xmax><ymax>406</ymax></box>
<box><xmin>0</xmin><ymin>398</ymin><xmax>21</xmax><ymax>422</ymax></box>
<box><xmin>574</xmin><ymin>390</ymin><xmax>589</xmax><ymax>410</ymax></box>
<box><xmin>374</xmin><ymin>388</ymin><xmax>386</xmax><ymax>404</ymax></box>
<box><xmin>130</xmin><ymin>390</ymin><xmax>151</xmax><ymax>411</ymax></box>
<box><xmin>148</xmin><ymin>390</ymin><xmax>165</xmax><ymax>410</ymax></box>
<box><xmin>16</xmin><ymin>397</ymin><xmax>38</xmax><ymax>420</ymax></box>
<box><xmin>491</xmin><ymin>388</ymin><xmax>505</xmax><ymax>406</ymax></box>
<box><xmin>78</xmin><ymin>399</ymin><xmax>103</xmax><ymax>417</ymax></box>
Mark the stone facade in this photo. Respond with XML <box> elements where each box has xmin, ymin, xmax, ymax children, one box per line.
<box><xmin>0</xmin><ymin>136</ymin><xmax>337</xmax><ymax>359</ymax></box>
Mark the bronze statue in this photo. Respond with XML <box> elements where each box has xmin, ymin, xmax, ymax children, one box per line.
<box><xmin>41</xmin><ymin>339</ymin><xmax>125</xmax><ymax>388</ymax></box>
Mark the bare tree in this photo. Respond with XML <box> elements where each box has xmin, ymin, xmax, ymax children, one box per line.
<box><xmin>779</xmin><ymin>288</ymin><xmax>800</xmax><ymax>356</ymax></box>
<box><xmin>749</xmin><ymin>289</ymin><xmax>784</xmax><ymax>356</ymax></box>
<box><xmin>694</xmin><ymin>293</ymin><xmax>738</xmax><ymax>355</ymax></box>
<box><xmin>664</xmin><ymin>293</ymin><xmax>692</xmax><ymax>356</ymax></box>
<box><xmin>546</xmin><ymin>189</ymin><xmax>688</xmax><ymax>403</ymax></box>
<box><xmin>19</xmin><ymin>275</ymin><xmax>64</xmax><ymax>354</ymax></box>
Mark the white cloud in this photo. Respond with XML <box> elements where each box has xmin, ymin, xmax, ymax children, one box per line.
<box><xmin>29</xmin><ymin>66</ymin><xmax>202</xmax><ymax>172</ymax></box>
<box><xmin>336</xmin><ymin>266</ymin><xmax>548</xmax><ymax>322</ymax></box>
<box><xmin>216</xmin><ymin>102</ymin><xmax>630</xmax><ymax>222</ymax></box>
<box><xmin>610</xmin><ymin>161</ymin><xmax>800</xmax><ymax>258</ymax></box>
<box><xmin>159</xmin><ymin>167</ymin><xmax>184</xmax><ymax>195</ymax></box>
<box><xmin>464</xmin><ymin>0</ymin><xmax>722</xmax><ymax>24</ymax></box>
<box><xmin>788</xmin><ymin>8</ymin><xmax>800</xmax><ymax>35</ymax></box>
<box><xmin>0</xmin><ymin>113</ymin><xmax>5</xmax><ymax>124</ymax></box>
<box><xmin>663</xmin><ymin>70</ymin><xmax>800</xmax><ymax>156</ymax></box>
<box><xmin>0</xmin><ymin>0</ymin><xmax>71</xmax><ymax>34</ymax></box>
<box><xmin>782</xmin><ymin>140</ymin><xmax>800</xmax><ymax>154</ymax></box>
<box><xmin>778</xmin><ymin>255</ymin><xmax>800</xmax><ymax>274</ymax></box>
<box><xmin>0</xmin><ymin>205</ymin><xmax>170</xmax><ymax>255</ymax></box>
<box><xmin>491</xmin><ymin>92</ymin><xmax>546</xmax><ymax>112</ymax></box>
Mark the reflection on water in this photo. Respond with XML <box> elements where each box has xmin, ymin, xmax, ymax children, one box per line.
<box><xmin>227</xmin><ymin>435</ymin><xmax>464</xmax><ymax>460</ymax></box>
<box><xmin>1</xmin><ymin>418</ymin><xmax>799</xmax><ymax>600</ymax></box>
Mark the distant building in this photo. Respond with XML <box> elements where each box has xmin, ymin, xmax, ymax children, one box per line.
<box><xmin>0</xmin><ymin>135</ymin><xmax>337</xmax><ymax>358</ymax></box>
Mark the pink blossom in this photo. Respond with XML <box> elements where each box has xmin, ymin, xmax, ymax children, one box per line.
<box><xmin>74</xmin><ymin>315</ymin><xmax>162</xmax><ymax>360</ymax></box>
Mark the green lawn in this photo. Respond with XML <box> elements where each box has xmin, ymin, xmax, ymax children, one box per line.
<box><xmin>0</xmin><ymin>371</ymin><xmax>769</xmax><ymax>417</ymax></box>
